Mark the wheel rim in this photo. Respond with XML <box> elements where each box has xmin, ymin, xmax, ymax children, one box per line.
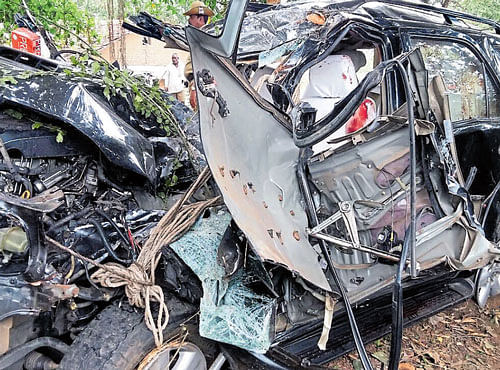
<box><xmin>138</xmin><ymin>342</ymin><xmax>207</xmax><ymax>370</ymax></box>
<box><xmin>475</xmin><ymin>262</ymin><xmax>500</xmax><ymax>308</ymax></box>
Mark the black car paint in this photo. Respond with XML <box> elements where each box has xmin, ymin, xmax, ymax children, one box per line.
<box><xmin>0</xmin><ymin>51</ymin><xmax>157</xmax><ymax>183</ymax></box>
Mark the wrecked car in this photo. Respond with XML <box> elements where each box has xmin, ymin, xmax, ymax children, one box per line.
<box><xmin>0</xmin><ymin>45</ymin><xmax>206</xmax><ymax>369</ymax></box>
<box><xmin>2</xmin><ymin>0</ymin><xmax>500</xmax><ymax>369</ymax></box>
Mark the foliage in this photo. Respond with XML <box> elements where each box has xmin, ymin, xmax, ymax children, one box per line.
<box><xmin>2</xmin><ymin>107</ymin><xmax>66</xmax><ymax>143</ymax></box>
<box><xmin>0</xmin><ymin>0</ymin><xmax>99</xmax><ymax>47</ymax></box>
<box><xmin>31</xmin><ymin>120</ymin><xmax>65</xmax><ymax>143</ymax></box>
<box><xmin>432</xmin><ymin>0</ymin><xmax>500</xmax><ymax>23</ymax></box>
<box><xmin>124</xmin><ymin>0</ymin><xmax>227</xmax><ymax>24</ymax></box>
<box><xmin>454</xmin><ymin>0</ymin><xmax>500</xmax><ymax>23</ymax></box>
<box><xmin>66</xmin><ymin>52</ymin><xmax>178</xmax><ymax>134</ymax></box>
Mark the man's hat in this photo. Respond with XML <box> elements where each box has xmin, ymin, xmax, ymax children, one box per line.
<box><xmin>183</xmin><ymin>1</ymin><xmax>214</xmax><ymax>17</ymax></box>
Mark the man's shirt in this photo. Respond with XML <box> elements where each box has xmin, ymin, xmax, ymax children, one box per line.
<box><xmin>162</xmin><ymin>63</ymin><xmax>185</xmax><ymax>93</ymax></box>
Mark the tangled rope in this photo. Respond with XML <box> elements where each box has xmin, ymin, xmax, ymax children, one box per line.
<box><xmin>47</xmin><ymin>167</ymin><xmax>219</xmax><ymax>347</ymax></box>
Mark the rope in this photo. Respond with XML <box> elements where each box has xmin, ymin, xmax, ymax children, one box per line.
<box><xmin>47</xmin><ymin>167</ymin><xmax>220</xmax><ymax>347</ymax></box>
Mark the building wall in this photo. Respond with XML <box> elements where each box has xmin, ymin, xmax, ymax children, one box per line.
<box><xmin>99</xmin><ymin>33</ymin><xmax>189</xmax><ymax>79</ymax></box>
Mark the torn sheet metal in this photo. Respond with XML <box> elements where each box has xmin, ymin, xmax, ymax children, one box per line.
<box><xmin>170</xmin><ymin>210</ymin><xmax>276</xmax><ymax>353</ymax></box>
<box><xmin>187</xmin><ymin>35</ymin><xmax>331</xmax><ymax>291</ymax></box>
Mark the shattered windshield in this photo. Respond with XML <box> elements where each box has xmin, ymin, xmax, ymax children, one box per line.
<box><xmin>238</xmin><ymin>1</ymin><xmax>337</xmax><ymax>54</ymax></box>
<box><xmin>203</xmin><ymin>0</ymin><xmax>344</xmax><ymax>55</ymax></box>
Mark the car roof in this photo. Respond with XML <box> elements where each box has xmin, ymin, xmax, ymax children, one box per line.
<box><xmin>233</xmin><ymin>0</ymin><xmax>500</xmax><ymax>56</ymax></box>
<box><xmin>259</xmin><ymin>0</ymin><xmax>500</xmax><ymax>33</ymax></box>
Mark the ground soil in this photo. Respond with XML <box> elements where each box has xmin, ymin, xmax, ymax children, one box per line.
<box><xmin>328</xmin><ymin>295</ymin><xmax>499</xmax><ymax>369</ymax></box>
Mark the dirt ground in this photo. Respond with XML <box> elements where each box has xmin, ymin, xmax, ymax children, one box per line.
<box><xmin>328</xmin><ymin>295</ymin><xmax>499</xmax><ymax>369</ymax></box>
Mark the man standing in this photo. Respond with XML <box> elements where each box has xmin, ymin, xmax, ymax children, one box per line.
<box><xmin>183</xmin><ymin>1</ymin><xmax>214</xmax><ymax>109</ymax></box>
<box><xmin>162</xmin><ymin>53</ymin><xmax>186</xmax><ymax>102</ymax></box>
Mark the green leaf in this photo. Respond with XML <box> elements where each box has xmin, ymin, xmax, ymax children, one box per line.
<box><xmin>32</xmin><ymin>122</ymin><xmax>43</xmax><ymax>130</ymax></box>
<box><xmin>103</xmin><ymin>76</ymin><xmax>113</xmax><ymax>86</ymax></box>
<box><xmin>16</xmin><ymin>71</ymin><xmax>32</xmax><ymax>80</ymax></box>
<box><xmin>91</xmin><ymin>61</ymin><xmax>101</xmax><ymax>74</ymax></box>
<box><xmin>103</xmin><ymin>87</ymin><xmax>110</xmax><ymax>100</ymax></box>
<box><xmin>56</xmin><ymin>131</ymin><xmax>64</xmax><ymax>143</ymax></box>
<box><xmin>4</xmin><ymin>109</ymin><xmax>23</xmax><ymax>120</ymax></box>
<box><xmin>0</xmin><ymin>76</ymin><xmax>17</xmax><ymax>86</ymax></box>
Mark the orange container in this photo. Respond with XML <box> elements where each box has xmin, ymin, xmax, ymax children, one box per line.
<box><xmin>11</xmin><ymin>28</ymin><xmax>41</xmax><ymax>55</ymax></box>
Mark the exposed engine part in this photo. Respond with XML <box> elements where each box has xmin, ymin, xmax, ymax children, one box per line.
<box><xmin>0</xmin><ymin>114</ymin><xmax>195</xmax><ymax>348</ymax></box>
<box><xmin>0</xmin><ymin>227</ymin><xmax>28</xmax><ymax>254</ymax></box>
<box><xmin>376</xmin><ymin>225</ymin><xmax>402</xmax><ymax>253</ymax></box>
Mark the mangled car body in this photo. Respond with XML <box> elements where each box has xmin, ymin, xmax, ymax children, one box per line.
<box><xmin>184</xmin><ymin>0</ymin><xmax>500</xmax><ymax>367</ymax></box>
<box><xmin>1</xmin><ymin>0</ymin><xmax>500</xmax><ymax>369</ymax></box>
<box><xmin>0</xmin><ymin>46</ymin><xmax>204</xmax><ymax>368</ymax></box>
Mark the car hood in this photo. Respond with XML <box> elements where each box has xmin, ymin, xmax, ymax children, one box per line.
<box><xmin>0</xmin><ymin>52</ymin><xmax>156</xmax><ymax>183</ymax></box>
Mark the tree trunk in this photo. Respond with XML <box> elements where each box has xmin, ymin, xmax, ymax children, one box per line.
<box><xmin>117</xmin><ymin>0</ymin><xmax>126</xmax><ymax>68</ymax></box>
<box><xmin>106</xmin><ymin>0</ymin><xmax>115</xmax><ymax>62</ymax></box>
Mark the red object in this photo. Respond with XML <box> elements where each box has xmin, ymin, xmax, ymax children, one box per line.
<box><xmin>345</xmin><ymin>98</ymin><xmax>377</xmax><ymax>134</ymax></box>
<box><xmin>11</xmin><ymin>28</ymin><xmax>41</xmax><ymax>56</ymax></box>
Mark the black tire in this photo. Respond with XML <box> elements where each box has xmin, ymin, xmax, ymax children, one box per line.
<box><xmin>58</xmin><ymin>298</ymin><xmax>206</xmax><ymax>370</ymax></box>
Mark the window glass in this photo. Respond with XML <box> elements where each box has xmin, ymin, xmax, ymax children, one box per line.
<box><xmin>412</xmin><ymin>38</ymin><xmax>500</xmax><ymax>120</ymax></box>
<box><xmin>490</xmin><ymin>45</ymin><xmax>500</xmax><ymax>117</ymax></box>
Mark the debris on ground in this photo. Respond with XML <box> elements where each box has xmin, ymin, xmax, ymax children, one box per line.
<box><xmin>329</xmin><ymin>295</ymin><xmax>500</xmax><ymax>369</ymax></box>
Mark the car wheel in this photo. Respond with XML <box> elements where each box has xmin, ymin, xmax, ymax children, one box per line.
<box><xmin>58</xmin><ymin>299</ymin><xmax>215</xmax><ymax>370</ymax></box>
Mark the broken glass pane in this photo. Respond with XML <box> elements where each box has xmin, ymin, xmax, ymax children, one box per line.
<box><xmin>169</xmin><ymin>210</ymin><xmax>276</xmax><ymax>353</ymax></box>
<box><xmin>199</xmin><ymin>273</ymin><xmax>276</xmax><ymax>353</ymax></box>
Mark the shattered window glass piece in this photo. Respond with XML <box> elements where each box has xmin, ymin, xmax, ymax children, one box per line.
<box><xmin>199</xmin><ymin>273</ymin><xmax>276</xmax><ymax>353</ymax></box>
<box><xmin>169</xmin><ymin>210</ymin><xmax>230</xmax><ymax>281</ymax></box>
<box><xmin>169</xmin><ymin>210</ymin><xmax>276</xmax><ymax>353</ymax></box>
